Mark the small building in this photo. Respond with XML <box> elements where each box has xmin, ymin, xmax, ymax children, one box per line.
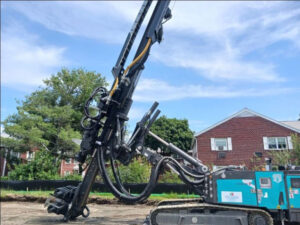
<box><xmin>194</xmin><ymin>108</ymin><xmax>300</xmax><ymax>169</ymax></box>
<box><xmin>0</xmin><ymin>145</ymin><xmax>79</xmax><ymax>177</ymax></box>
<box><xmin>0</xmin><ymin>146</ymin><xmax>36</xmax><ymax>177</ymax></box>
<box><xmin>60</xmin><ymin>158</ymin><xmax>80</xmax><ymax>177</ymax></box>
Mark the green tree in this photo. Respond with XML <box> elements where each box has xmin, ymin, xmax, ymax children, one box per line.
<box><xmin>145</xmin><ymin>116</ymin><xmax>194</xmax><ymax>155</ymax></box>
<box><xmin>292</xmin><ymin>134</ymin><xmax>300</xmax><ymax>165</ymax></box>
<box><xmin>2</xmin><ymin>68</ymin><xmax>107</xmax><ymax>158</ymax></box>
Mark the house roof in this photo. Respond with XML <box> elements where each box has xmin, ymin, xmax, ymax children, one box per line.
<box><xmin>281</xmin><ymin>121</ymin><xmax>300</xmax><ymax>130</ymax></box>
<box><xmin>195</xmin><ymin>108</ymin><xmax>300</xmax><ymax>137</ymax></box>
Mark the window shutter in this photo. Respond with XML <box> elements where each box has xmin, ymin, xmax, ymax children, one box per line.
<box><xmin>227</xmin><ymin>137</ymin><xmax>232</xmax><ymax>150</ymax></box>
<box><xmin>211</xmin><ymin>138</ymin><xmax>215</xmax><ymax>151</ymax></box>
<box><xmin>287</xmin><ymin>136</ymin><xmax>293</xmax><ymax>149</ymax></box>
<box><xmin>263</xmin><ymin>137</ymin><xmax>269</xmax><ymax>150</ymax></box>
<box><xmin>26</xmin><ymin>151</ymin><xmax>29</xmax><ymax>159</ymax></box>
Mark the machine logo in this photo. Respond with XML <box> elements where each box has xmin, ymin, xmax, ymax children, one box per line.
<box><xmin>273</xmin><ymin>174</ymin><xmax>282</xmax><ymax>183</ymax></box>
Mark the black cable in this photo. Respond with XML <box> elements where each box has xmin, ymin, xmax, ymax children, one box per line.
<box><xmin>166</xmin><ymin>157</ymin><xmax>205</xmax><ymax>179</ymax></box>
<box><xmin>83</xmin><ymin>87</ymin><xmax>107</xmax><ymax>120</ymax></box>
<box><xmin>97</xmin><ymin>147</ymin><xmax>166</xmax><ymax>203</ymax></box>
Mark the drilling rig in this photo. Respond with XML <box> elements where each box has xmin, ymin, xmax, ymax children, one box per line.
<box><xmin>45</xmin><ymin>1</ymin><xmax>300</xmax><ymax>224</ymax></box>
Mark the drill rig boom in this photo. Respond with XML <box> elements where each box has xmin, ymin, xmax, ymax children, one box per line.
<box><xmin>46</xmin><ymin>1</ymin><xmax>300</xmax><ymax>225</ymax></box>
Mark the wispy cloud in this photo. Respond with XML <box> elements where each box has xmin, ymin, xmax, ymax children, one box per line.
<box><xmin>1</xmin><ymin>20</ymin><xmax>68</xmax><ymax>90</ymax></box>
<box><xmin>133</xmin><ymin>78</ymin><xmax>295</xmax><ymax>102</ymax></box>
<box><xmin>3</xmin><ymin>1</ymin><xmax>300</xmax><ymax>97</ymax></box>
<box><xmin>128</xmin><ymin>107</ymin><xmax>145</xmax><ymax>120</ymax></box>
<box><xmin>151</xmin><ymin>1</ymin><xmax>300</xmax><ymax>82</ymax></box>
<box><xmin>4</xmin><ymin>1</ymin><xmax>143</xmax><ymax>44</ymax></box>
<box><xmin>151</xmin><ymin>37</ymin><xmax>282</xmax><ymax>83</ymax></box>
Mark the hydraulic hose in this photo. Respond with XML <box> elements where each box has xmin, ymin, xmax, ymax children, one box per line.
<box><xmin>98</xmin><ymin>146</ymin><xmax>206</xmax><ymax>203</ymax></box>
<box><xmin>97</xmin><ymin>146</ymin><xmax>164</xmax><ymax>203</ymax></box>
<box><xmin>109</xmin><ymin>38</ymin><xmax>152</xmax><ymax>98</ymax></box>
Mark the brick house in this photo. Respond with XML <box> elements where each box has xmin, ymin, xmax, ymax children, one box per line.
<box><xmin>60</xmin><ymin>158</ymin><xmax>80</xmax><ymax>177</ymax></box>
<box><xmin>0</xmin><ymin>144</ymin><xmax>80</xmax><ymax>177</ymax></box>
<box><xmin>194</xmin><ymin>108</ymin><xmax>300</xmax><ymax>169</ymax></box>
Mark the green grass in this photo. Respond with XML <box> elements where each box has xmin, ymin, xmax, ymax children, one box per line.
<box><xmin>1</xmin><ymin>189</ymin><xmax>199</xmax><ymax>201</ymax></box>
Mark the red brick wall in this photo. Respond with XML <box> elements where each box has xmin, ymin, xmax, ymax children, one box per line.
<box><xmin>196</xmin><ymin>116</ymin><xmax>299</xmax><ymax>168</ymax></box>
<box><xmin>60</xmin><ymin>159</ymin><xmax>79</xmax><ymax>176</ymax></box>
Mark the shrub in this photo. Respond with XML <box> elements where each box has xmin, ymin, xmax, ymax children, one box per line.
<box><xmin>8</xmin><ymin>149</ymin><xmax>60</xmax><ymax>180</ymax></box>
<box><xmin>158</xmin><ymin>171</ymin><xmax>183</xmax><ymax>184</ymax></box>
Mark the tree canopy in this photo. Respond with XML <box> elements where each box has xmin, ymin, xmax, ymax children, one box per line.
<box><xmin>3</xmin><ymin>68</ymin><xmax>107</xmax><ymax>158</ymax></box>
<box><xmin>145</xmin><ymin>116</ymin><xmax>194</xmax><ymax>155</ymax></box>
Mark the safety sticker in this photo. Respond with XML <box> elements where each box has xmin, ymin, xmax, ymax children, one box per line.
<box><xmin>242</xmin><ymin>179</ymin><xmax>255</xmax><ymax>189</ymax></box>
<box><xmin>272</xmin><ymin>174</ymin><xmax>282</xmax><ymax>183</ymax></box>
<box><xmin>221</xmin><ymin>191</ymin><xmax>243</xmax><ymax>203</ymax></box>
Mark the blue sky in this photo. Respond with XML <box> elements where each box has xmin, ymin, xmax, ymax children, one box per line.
<box><xmin>1</xmin><ymin>1</ymin><xmax>300</xmax><ymax>133</ymax></box>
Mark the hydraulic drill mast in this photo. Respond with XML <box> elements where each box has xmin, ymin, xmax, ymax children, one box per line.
<box><xmin>46</xmin><ymin>0</ymin><xmax>173</xmax><ymax>220</ymax></box>
<box><xmin>46</xmin><ymin>1</ymin><xmax>300</xmax><ymax>224</ymax></box>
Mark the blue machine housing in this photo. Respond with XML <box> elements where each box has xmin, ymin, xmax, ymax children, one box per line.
<box><xmin>207</xmin><ymin>170</ymin><xmax>300</xmax><ymax>223</ymax></box>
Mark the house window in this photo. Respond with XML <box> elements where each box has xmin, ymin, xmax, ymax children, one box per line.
<box><xmin>263</xmin><ymin>137</ymin><xmax>289</xmax><ymax>150</ymax></box>
<box><xmin>65</xmin><ymin>158</ymin><xmax>72</xmax><ymax>164</ymax></box>
<box><xmin>10</xmin><ymin>151</ymin><xmax>20</xmax><ymax>159</ymax></box>
<box><xmin>64</xmin><ymin>171</ymin><xmax>71</xmax><ymax>176</ymax></box>
<box><xmin>211</xmin><ymin>138</ymin><xmax>232</xmax><ymax>151</ymax></box>
<box><xmin>26</xmin><ymin>151</ymin><xmax>35</xmax><ymax>161</ymax></box>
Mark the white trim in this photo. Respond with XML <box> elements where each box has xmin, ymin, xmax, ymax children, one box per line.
<box><xmin>287</xmin><ymin>136</ymin><xmax>293</xmax><ymax>149</ymax></box>
<box><xmin>211</xmin><ymin>138</ymin><xmax>231</xmax><ymax>151</ymax></box>
<box><xmin>210</xmin><ymin>138</ymin><xmax>216</xmax><ymax>150</ymax></box>
<box><xmin>65</xmin><ymin>158</ymin><xmax>72</xmax><ymax>164</ymax></box>
<box><xmin>195</xmin><ymin>108</ymin><xmax>300</xmax><ymax>137</ymax></box>
<box><xmin>264</xmin><ymin>136</ymin><xmax>288</xmax><ymax>150</ymax></box>
<box><xmin>227</xmin><ymin>137</ymin><xmax>232</xmax><ymax>151</ymax></box>
<box><xmin>263</xmin><ymin>137</ymin><xmax>269</xmax><ymax>150</ymax></box>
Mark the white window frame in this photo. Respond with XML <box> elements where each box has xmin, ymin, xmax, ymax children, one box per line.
<box><xmin>263</xmin><ymin>136</ymin><xmax>291</xmax><ymax>150</ymax></box>
<box><xmin>211</xmin><ymin>137</ymin><xmax>232</xmax><ymax>151</ymax></box>
<box><xmin>65</xmin><ymin>158</ymin><xmax>72</xmax><ymax>164</ymax></box>
<box><xmin>26</xmin><ymin>151</ymin><xmax>35</xmax><ymax>161</ymax></box>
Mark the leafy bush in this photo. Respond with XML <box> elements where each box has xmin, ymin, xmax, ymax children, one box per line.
<box><xmin>268</xmin><ymin>134</ymin><xmax>300</xmax><ymax>167</ymax></box>
<box><xmin>0</xmin><ymin>176</ymin><xmax>9</xmax><ymax>181</ymax></box>
<box><xmin>107</xmin><ymin>158</ymin><xmax>183</xmax><ymax>184</ymax></box>
<box><xmin>8</xmin><ymin>149</ymin><xmax>61</xmax><ymax>180</ymax></box>
<box><xmin>108</xmin><ymin>158</ymin><xmax>151</xmax><ymax>183</ymax></box>
<box><xmin>158</xmin><ymin>171</ymin><xmax>183</xmax><ymax>184</ymax></box>
<box><xmin>63</xmin><ymin>173</ymin><xmax>82</xmax><ymax>181</ymax></box>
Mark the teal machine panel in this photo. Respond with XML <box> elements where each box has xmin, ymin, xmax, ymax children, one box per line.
<box><xmin>217</xmin><ymin>179</ymin><xmax>257</xmax><ymax>206</ymax></box>
<box><xmin>255</xmin><ymin>171</ymin><xmax>287</xmax><ymax>210</ymax></box>
<box><xmin>286</xmin><ymin>175</ymin><xmax>300</xmax><ymax>209</ymax></box>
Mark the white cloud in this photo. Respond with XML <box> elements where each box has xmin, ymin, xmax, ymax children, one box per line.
<box><xmin>151</xmin><ymin>1</ymin><xmax>300</xmax><ymax>82</ymax></box>
<box><xmin>133</xmin><ymin>78</ymin><xmax>294</xmax><ymax>102</ymax></box>
<box><xmin>5</xmin><ymin>1</ymin><xmax>143</xmax><ymax>44</ymax></box>
<box><xmin>151</xmin><ymin>37</ymin><xmax>281</xmax><ymax>83</ymax></box>
<box><xmin>0</xmin><ymin>126</ymin><xmax>9</xmax><ymax>138</ymax></box>
<box><xmin>128</xmin><ymin>107</ymin><xmax>145</xmax><ymax>120</ymax></box>
<box><xmin>1</xmin><ymin>21</ymin><xmax>68</xmax><ymax>89</ymax></box>
<box><xmin>4</xmin><ymin>1</ymin><xmax>300</xmax><ymax>93</ymax></box>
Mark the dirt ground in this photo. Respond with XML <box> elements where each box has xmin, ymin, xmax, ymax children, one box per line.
<box><xmin>1</xmin><ymin>201</ymin><xmax>153</xmax><ymax>225</ymax></box>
